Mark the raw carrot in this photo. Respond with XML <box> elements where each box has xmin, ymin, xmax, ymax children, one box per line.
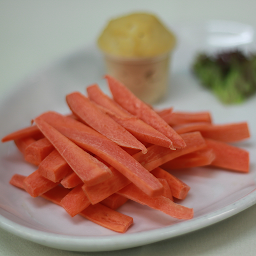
<box><xmin>83</xmin><ymin>132</ymin><xmax>205</xmax><ymax>204</ymax></box>
<box><xmin>161</xmin><ymin>148</ymin><xmax>215</xmax><ymax>170</ymax></box>
<box><xmin>23</xmin><ymin>169</ymin><xmax>59</xmax><ymax>197</ymax></box>
<box><xmin>60</xmin><ymin>171</ymin><xmax>83</xmax><ymax>188</ymax></box>
<box><xmin>133</xmin><ymin>131</ymin><xmax>206</xmax><ymax>171</ymax></box>
<box><xmin>158</xmin><ymin>178</ymin><xmax>173</xmax><ymax>201</ymax></box>
<box><xmin>174</xmin><ymin>121</ymin><xmax>250</xmax><ymax>143</ymax></box>
<box><xmin>24</xmin><ymin>137</ymin><xmax>54</xmax><ymax>165</ymax></box>
<box><xmin>66</xmin><ymin>91</ymin><xmax>147</xmax><ymax>154</ymax></box>
<box><xmin>87</xmin><ymin>84</ymin><xmax>173</xmax><ymax>148</ymax></box>
<box><xmin>105</xmin><ymin>75</ymin><xmax>186</xmax><ymax>149</ymax></box>
<box><xmin>155</xmin><ymin>107</ymin><xmax>173</xmax><ymax>119</ymax></box>
<box><xmin>14</xmin><ymin>137</ymin><xmax>36</xmax><ymax>154</ymax></box>
<box><xmin>60</xmin><ymin>184</ymin><xmax>91</xmax><ymax>217</ymax></box>
<box><xmin>9</xmin><ymin>174</ymin><xmax>133</xmax><ymax>233</ymax></box>
<box><xmin>100</xmin><ymin>193</ymin><xmax>129</xmax><ymax>210</ymax></box>
<box><xmin>151</xmin><ymin>167</ymin><xmax>191</xmax><ymax>200</ymax></box>
<box><xmin>34</xmin><ymin>118</ymin><xmax>113</xmax><ymax>186</ymax></box>
<box><xmin>200</xmin><ymin>122</ymin><xmax>250</xmax><ymax>143</ymax></box>
<box><xmin>9</xmin><ymin>174</ymin><xmax>26</xmax><ymax>189</ymax></box>
<box><xmin>82</xmin><ymin>167</ymin><xmax>130</xmax><ymax>205</ymax></box>
<box><xmin>206</xmin><ymin>138</ymin><xmax>250</xmax><ymax>173</ymax></box>
<box><xmin>1</xmin><ymin>125</ymin><xmax>42</xmax><ymax>143</ymax></box>
<box><xmin>160</xmin><ymin>111</ymin><xmax>212</xmax><ymax>126</ymax></box>
<box><xmin>9</xmin><ymin>173</ymin><xmax>70</xmax><ymax>205</ymax></box>
<box><xmin>173</xmin><ymin>122</ymin><xmax>211</xmax><ymax>134</ymax></box>
<box><xmin>80</xmin><ymin>203</ymin><xmax>133</xmax><ymax>233</ymax></box>
<box><xmin>117</xmin><ymin>182</ymin><xmax>193</xmax><ymax>219</ymax></box>
<box><xmin>38</xmin><ymin>149</ymin><xmax>73</xmax><ymax>182</ymax></box>
<box><xmin>1</xmin><ymin>113</ymin><xmax>77</xmax><ymax>143</ymax></box>
<box><xmin>36</xmin><ymin>111</ymin><xmax>164</xmax><ymax>198</ymax></box>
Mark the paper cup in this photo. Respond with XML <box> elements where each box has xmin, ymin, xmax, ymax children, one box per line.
<box><xmin>103</xmin><ymin>53</ymin><xmax>171</xmax><ymax>104</ymax></box>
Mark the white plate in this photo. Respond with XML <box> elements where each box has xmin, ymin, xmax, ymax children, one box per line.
<box><xmin>0</xmin><ymin>20</ymin><xmax>256</xmax><ymax>252</ymax></box>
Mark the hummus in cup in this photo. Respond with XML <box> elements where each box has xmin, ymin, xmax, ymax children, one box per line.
<box><xmin>97</xmin><ymin>12</ymin><xmax>176</xmax><ymax>104</ymax></box>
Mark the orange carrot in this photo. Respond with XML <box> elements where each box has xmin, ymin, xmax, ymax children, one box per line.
<box><xmin>24</xmin><ymin>137</ymin><xmax>54</xmax><ymax>165</ymax></box>
<box><xmin>9</xmin><ymin>174</ymin><xmax>26</xmax><ymax>189</ymax></box>
<box><xmin>173</xmin><ymin>122</ymin><xmax>211</xmax><ymax>134</ymax></box>
<box><xmin>34</xmin><ymin>118</ymin><xmax>113</xmax><ymax>186</ymax></box>
<box><xmin>133</xmin><ymin>131</ymin><xmax>206</xmax><ymax>171</ymax></box>
<box><xmin>9</xmin><ymin>174</ymin><xmax>133</xmax><ymax>233</ymax></box>
<box><xmin>200</xmin><ymin>122</ymin><xmax>250</xmax><ymax>143</ymax></box>
<box><xmin>14</xmin><ymin>137</ymin><xmax>36</xmax><ymax>154</ymax></box>
<box><xmin>174</xmin><ymin>121</ymin><xmax>250</xmax><ymax>143</ymax></box>
<box><xmin>117</xmin><ymin>182</ymin><xmax>193</xmax><ymax>219</ymax></box>
<box><xmin>60</xmin><ymin>184</ymin><xmax>91</xmax><ymax>217</ymax></box>
<box><xmin>80</xmin><ymin>203</ymin><xmax>133</xmax><ymax>233</ymax></box>
<box><xmin>82</xmin><ymin>168</ymin><xmax>130</xmax><ymax>205</ymax></box>
<box><xmin>36</xmin><ymin>111</ymin><xmax>164</xmax><ymax>198</ymax></box>
<box><xmin>151</xmin><ymin>167</ymin><xmax>191</xmax><ymax>200</ymax></box>
<box><xmin>158</xmin><ymin>178</ymin><xmax>173</xmax><ymax>201</ymax></box>
<box><xmin>161</xmin><ymin>148</ymin><xmax>215</xmax><ymax>170</ymax></box>
<box><xmin>1</xmin><ymin>113</ymin><xmax>79</xmax><ymax>143</ymax></box>
<box><xmin>38</xmin><ymin>149</ymin><xmax>73</xmax><ymax>182</ymax></box>
<box><xmin>105</xmin><ymin>75</ymin><xmax>186</xmax><ymax>149</ymax></box>
<box><xmin>160</xmin><ymin>111</ymin><xmax>212</xmax><ymax>126</ymax></box>
<box><xmin>155</xmin><ymin>107</ymin><xmax>173</xmax><ymax>119</ymax></box>
<box><xmin>206</xmin><ymin>139</ymin><xmax>250</xmax><ymax>173</ymax></box>
<box><xmin>100</xmin><ymin>193</ymin><xmax>129</xmax><ymax>210</ymax></box>
<box><xmin>66</xmin><ymin>91</ymin><xmax>147</xmax><ymax>154</ymax></box>
<box><xmin>1</xmin><ymin>125</ymin><xmax>42</xmax><ymax>143</ymax></box>
<box><xmin>83</xmin><ymin>132</ymin><xmax>205</xmax><ymax>204</ymax></box>
<box><xmin>61</xmin><ymin>171</ymin><xmax>83</xmax><ymax>188</ymax></box>
<box><xmin>23</xmin><ymin>169</ymin><xmax>59</xmax><ymax>197</ymax></box>
<box><xmin>87</xmin><ymin>84</ymin><xmax>173</xmax><ymax>148</ymax></box>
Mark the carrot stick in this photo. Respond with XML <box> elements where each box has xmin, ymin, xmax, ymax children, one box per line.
<box><xmin>83</xmin><ymin>132</ymin><xmax>205</xmax><ymax>204</ymax></box>
<box><xmin>66</xmin><ymin>91</ymin><xmax>147</xmax><ymax>154</ymax></box>
<box><xmin>38</xmin><ymin>149</ymin><xmax>73</xmax><ymax>182</ymax></box>
<box><xmin>151</xmin><ymin>167</ymin><xmax>191</xmax><ymax>200</ymax></box>
<box><xmin>1</xmin><ymin>112</ymin><xmax>80</xmax><ymax>143</ymax></box>
<box><xmin>206</xmin><ymin>139</ymin><xmax>250</xmax><ymax>173</ymax></box>
<box><xmin>160</xmin><ymin>111</ymin><xmax>212</xmax><ymax>126</ymax></box>
<box><xmin>10</xmin><ymin>173</ymin><xmax>70</xmax><ymax>205</ymax></box>
<box><xmin>105</xmin><ymin>75</ymin><xmax>186</xmax><ymax>149</ymax></box>
<box><xmin>82</xmin><ymin>167</ymin><xmax>130</xmax><ymax>204</ymax></box>
<box><xmin>133</xmin><ymin>131</ymin><xmax>206</xmax><ymax>171</ymax></box>
<box><xmin>174</xmin><ymin>121</ymin><xmax>250</xmax><ymax>143</ymax></box>
<box><xmin>14</xmin><ymin>137</ymin><xmax>36</xmax><ymax>154</ymax></box>
<box><xmin>9</xmin><ymin>174</ymin><xmax>26</xmax><ymax>189</ymax></box>
<box><xmin>60</xmin><ymin>184</ymin><xmax>91</xmax><ymax>217</ymax></box>
<box><xmin>36</xmin><ymin>111</ymin><xmax>164</xmax><ymax>198</ymax></box>
<box><xmin>60</xmin><ymin>171</ymin><xmax>83</xmax><ymax>188</ymax></box>
<box><xmin>24</xmin><ymin>137</ymin><xmax>54</xmax><ymax>165</ymax></box>
<box><xmin>9</xmin><ymin>174</ymin><xmax>133</xmax><ymax>233</ymax></box>
<box><xmin>173</xmin><ymin>122</ymin><xmax>212</xmax><ymax>134</ymax></box>
<box><xmin>117</xmin><ymin>182</ymin><xmax>193</xmax><ymax>219</ymax></box>
<box><xmin>34</xmin><ymin>118</ymin><xmax>113</xmax><ymax>186</ymax></box>
<box><xmin>100</xmin><ymin>193</ymin><xmax>129</xmax><ymax>210</ymax></box>
<box><xmin>158</xmin><ymin>178</ymin><xmax>173</xmax><ymax>201</ymax></box>
<box><xmin>87</xmin><ymin>84</ymin><xmax>173</xmax><ymax>148</ymax></box>
<box><xmin>155</xmin><ymin>107</ymin><xmax>173</xmax><ymax>119</ymax></box>
<box><xmin>1</xmin><ymin>125</ymin><xmax>42</xmax><ymax>143</ymax></box>
<box><xmin>200</xmin><ymin>122</ymin><xmax>250</xmax><ymax>143</ymax></box>
<box><xmin>80</xmin><ymin>203</ymin><xmax>133</xmax><ymax>233</ymax></box>
<box><xmin>23</xmin><ymin>169</ymin><xmax>59</xmax><ymax>197</ymax></box>
<box><xmin>161</xmin><ymin>148</ymin><xmax>215</xmax><ymax>170</ymax></box>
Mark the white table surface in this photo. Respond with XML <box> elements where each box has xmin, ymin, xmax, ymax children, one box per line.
<box><xmin>1</xmin><ymin>0</ymin><xmax>256</xmax><ymax>255</ymax></box>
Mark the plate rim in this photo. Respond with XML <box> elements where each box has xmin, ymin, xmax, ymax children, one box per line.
<box><xmin>0</xmin><ymin>188</ymin><xmax>256</xmax><ymax>252</ymax></box>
